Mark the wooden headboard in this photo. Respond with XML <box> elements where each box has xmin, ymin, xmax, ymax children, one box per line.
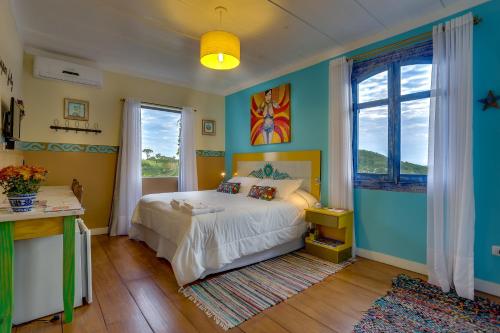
<box><xmin>232</xmin><ymin>150</ymin><xmax>321</xmax><ymax>199</ymax></box>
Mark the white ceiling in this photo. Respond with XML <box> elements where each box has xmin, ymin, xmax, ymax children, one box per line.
<box><xmin>11</xmin><ymin>0</ymin><xmax>485</xmax><ymax>95</ymax></box>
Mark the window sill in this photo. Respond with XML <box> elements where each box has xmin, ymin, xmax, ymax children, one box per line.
<box><xmin>142</xmin><ymin>176</ymin><xmax>179</xmax><ymax>179</ymax></box>
<box><xmin>354</xmin><ymin>180</ymin><xmax>426</xmax><ymax>193</ymax></box>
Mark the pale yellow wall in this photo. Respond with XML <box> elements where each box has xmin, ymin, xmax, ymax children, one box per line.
<box><xmin>21</xmin><ymin>53</ymin><xmax>225</xmax><ymax>150</ymax></box>
<box><xmin>23</xmin><ymin>151</ymin><xmax>117</xmax><ymax>230</ymax></box>
<box><xmin>0</xmin><ymin>150</ymin><xmax>23</xmax><ymax>167</ymax></box>
<box><xmin>0</xmin><ymin>0</ymin><xmax>23</xmax><ymax>116</ymax></box>
<box><xmin>19</xmin><ymin>53</ymin><xmax>225</xmax><ymax>229</ymax></box>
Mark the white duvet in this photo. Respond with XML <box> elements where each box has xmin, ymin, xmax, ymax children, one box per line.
<box><xmin>131</xmin><ymin>190</ymin><xmax>307</xmax><ymax>285</ymax></box>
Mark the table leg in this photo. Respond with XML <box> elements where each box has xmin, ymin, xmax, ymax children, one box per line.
<box><xmin>63</xmin><ymin>216</ymin><xmax>75</xmax><ymax>323</ymax></box>
<box><xmin>0</xmin><ymin>222</ymin><xmax>14</xmax><ymax>333</ymax></box>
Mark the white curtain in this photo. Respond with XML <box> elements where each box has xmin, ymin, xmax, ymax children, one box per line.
<box><xmin>427</xmin><ymin>13</ymin><xmax>475</xmax><ymax>299</ymax></box>
<box><xmin>328</xmin><ymin>56</ymin><xmax>354</xmax><ymax>211</ymax></box>
<box><xmin>110</xmin><ymin>99</ymin><xmax>143</xmax><ymax>236</ymax></box>
<box><xmin>178</xmin><ymin>107</ymin><xmax>198</xmax><ymax>191</ymax></box>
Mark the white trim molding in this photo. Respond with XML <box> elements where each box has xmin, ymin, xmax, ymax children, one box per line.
<box><xmin>475</xmin><ymin>278</ymin><xmax>500</xmax><ymax>298</ymax></box>
<box><xmin>355</xmin><ymin>248</ymin><xmax>428</xmax><ymax>275</ymax></box>
<box><xmin>355</xmin><ymin>248</ymin><xmax>500</xmax><ymax>297</ymax></box>
<box><xmin>91</xmin><ymin>227</ymin><xmax>109</xmax><ymax>236</ymax></box>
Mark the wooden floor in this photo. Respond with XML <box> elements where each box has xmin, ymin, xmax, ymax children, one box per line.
<box><xmin>13</xmin><ymin>235</ymin><xmax>499</xmax><ymax>333</ymax></box>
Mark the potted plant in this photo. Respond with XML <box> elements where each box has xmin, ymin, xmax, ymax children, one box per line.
<box><xmin>0</xmin><ymin>165</ymin><xmax>47</xmax><ymax>212</ymax></box>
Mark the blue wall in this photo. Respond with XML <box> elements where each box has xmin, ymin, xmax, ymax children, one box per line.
<box><xmin>226</xmin><ymin>0</ymin><xmax>500</xmax><ymax>284</ymax></box>
<box><xmin>225</xmin><ymin>62</ymin><xmax>330</xmax><ymax>201</ymax></box>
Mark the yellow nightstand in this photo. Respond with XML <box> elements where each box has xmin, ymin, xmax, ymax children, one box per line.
<box><xmin>304</xmin><ymin>208</ymin><xmax>353</xmax><ymax>263</ymax></box>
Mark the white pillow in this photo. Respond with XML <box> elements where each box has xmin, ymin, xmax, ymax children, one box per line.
<box><xmin>286</xmin><ymin>192</ymin><xmax>310</xmax><ymax>210</ymax></box>
<box><xmin>256</xmin><ymin>178</ymin><xmax>303</xmax><ymax>199</ymax></box>
<box><xmin>294</xmin><ymin>189</ymin><xmax>318</xmax><ymax>208</ymax></box>
<box><xmin>227</xmin><ymin>176</ymin><xmax>259</xmax><ymax>194</ymax></box>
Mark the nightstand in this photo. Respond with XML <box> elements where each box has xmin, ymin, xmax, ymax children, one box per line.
<box><xmin>304</xmin><ymin>208</ymin><xmax>353</xmax><ymax>263</ymax></box>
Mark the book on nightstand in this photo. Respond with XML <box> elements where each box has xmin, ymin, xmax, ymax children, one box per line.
<box><xmin>304</xmin><ymin>208</ymin><xmax>353</xmax><ymax>263</ymax></box>
<box><xmin>311</xmin><ymin>237</ymin><xmax>343</xmax><ymax>248</ymax></box>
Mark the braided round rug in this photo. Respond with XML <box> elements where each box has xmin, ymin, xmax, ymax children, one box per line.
<box><xmin>354</xmin><ymin>274</ymin><xmax>500</xmax><ymax>332</ymax></box>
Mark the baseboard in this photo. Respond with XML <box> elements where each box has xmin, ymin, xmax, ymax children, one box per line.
<box><xmin>90</xmin><ymin>227</ymin><xmax>109</xmax><ymax>235</ymax></box>
<box><xmin>355</xmin><ymin>248</ymin><xmax>500</xmax><ymax>297</ymax></box>
<box><xmin>355</xmin><ymin>248</ymin><xmax>428</xmax><ymax>275</ymax></box>
<box><xmin>475</xmin><ymin>278</ymin><xmax>500</xmax><ymax>297</ymax></box>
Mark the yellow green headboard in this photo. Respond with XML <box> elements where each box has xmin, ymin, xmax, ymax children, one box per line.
<box><xmin>232</xmin><ymin>150</ymin><xmax>321</xmax><ymax>199</ymax></box>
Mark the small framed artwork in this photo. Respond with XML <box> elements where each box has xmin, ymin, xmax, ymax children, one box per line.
<box><xmin>64</xmin><ymin>98</ymin><xmax>89</xmax><ymax>121</ymax></box>
<box><xmin>202</xmin><ymin>119</ymin><xmax>216</xmax><ymax>136</ymax></box>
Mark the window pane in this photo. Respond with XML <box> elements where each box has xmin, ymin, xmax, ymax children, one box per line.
<box><xmin>141</xmin><ymin>108</ymin><xmax>181</xmax><ymax>177</ymax></box>
<box><xmin>358</xmin><ymin>105</ymin><xmax>388</xmax><ymax>174</ymax></box>
<box><xmin>358</xmin><ymin>71</ymin><xmax>388</xmax><ymax>103</ymax></box>
<box><xmin>401</xmin><ymin>64</ymin><xmax>432</xmax><ymax>95</ymax></box>
<box><xmin>401</xmin><ymin>98</ymin><xmax>430</xmax><ymax>175</ymax></box>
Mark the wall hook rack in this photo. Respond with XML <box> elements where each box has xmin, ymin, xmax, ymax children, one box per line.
<box><xmin>50</xmin><ymin>125</ymin><xmax>102</xmax><ymax>134</ymax></box>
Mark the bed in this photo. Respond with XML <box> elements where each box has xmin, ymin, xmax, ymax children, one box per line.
<box><xmin>130</xmin><ymin>150</ymin><xmax>321</xmax><ymax>286</ymax></box>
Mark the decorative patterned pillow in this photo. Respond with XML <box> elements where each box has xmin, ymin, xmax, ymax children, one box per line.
<box><xmin>256</xmin><ymin>178</ymin><xmax>303</xmax><ymax>199</ymax></box>
<box><xmin>247</xmin><ymin>185</ymin><xmax>265</xmax><ymax>199</ymax></box>
<box><xmin>260</xmin><ymin>186</ymin><xmax>277</xmax><ymax>201</ymax></box>
<box><xmin>216</xmin><ymin>182</ymin><xmax>241</xmax><ymax>194</ymax></box>
<box><xmin>247</xmin><ymin>185</ymin><xmax>277</xmax><ymax>201</ymax></box>
<box><xmin>227</xmin><ymin>176</ymin><xmax>260</xmax><ymax>194</ymax></box>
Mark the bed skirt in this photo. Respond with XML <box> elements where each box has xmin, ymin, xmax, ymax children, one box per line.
<box><xmin>129</xmin><ymin>223</ymin><xmax>305</xmax><ymax>282</ymax></box>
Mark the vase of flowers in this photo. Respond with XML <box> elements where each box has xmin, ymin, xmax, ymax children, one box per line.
<box><xmin>0</xmin><ymin>165</ymin><xmax>47</xmax><ymax>212</ymax></box>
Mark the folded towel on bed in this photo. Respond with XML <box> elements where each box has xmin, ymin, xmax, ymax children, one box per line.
<box><xmin>180</xmin><ymin>205</ymin><xmax>225</xmax><ymax>216</ymax></box>
<box><xmin>183</xmin><ymin>201</ymin><xmax>209</xmax><ymax>210</ymax></box>
<box><xmin>170</xmin><ymin>199</ymin><xmax>186</xmax><ymax>210</ymax></box>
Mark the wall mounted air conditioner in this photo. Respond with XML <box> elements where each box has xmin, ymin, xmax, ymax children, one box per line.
<box><xmin>33</xmin><ymin>56</ymin><xmax>103</xmax><ymax>88</ymax></box>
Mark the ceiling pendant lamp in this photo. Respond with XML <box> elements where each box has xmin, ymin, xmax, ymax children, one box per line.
<box><xmin>200</xmin><ymin>6</ymin><xmax>240</xmax><ymax>70</ymax></box>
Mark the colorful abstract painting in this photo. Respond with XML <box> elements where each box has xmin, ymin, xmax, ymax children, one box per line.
<box><xmin>250</xmin><ymin>83</ymin><xmax>290</xmax><ymax>145</ymax></box>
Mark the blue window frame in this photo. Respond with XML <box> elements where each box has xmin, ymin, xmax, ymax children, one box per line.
<box><xmin>352</xmin><ymin>41</ymin><xmax>432</xmax><ymax>192</ymax></box>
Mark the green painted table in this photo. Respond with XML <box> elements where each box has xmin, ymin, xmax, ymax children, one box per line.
<box><xmin>0</xmin><ymin>186</ymin><xmax>84</xmax><ymax>332</ymax></box>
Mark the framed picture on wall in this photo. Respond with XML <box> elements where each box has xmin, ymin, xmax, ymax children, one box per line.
<box><xmin>64</xmin><ymin>98</ymin><xmax>89</xmax><ymax>121</ymax></box>
<box><xmin>250</xmin><ymin>83</ymin><xmax>290</xmax><ymax>145</ymax></box>
<box><xmin>202</xmin><ymin>119</ymin><xmax>216</xmax><ymax>136</ymax></box>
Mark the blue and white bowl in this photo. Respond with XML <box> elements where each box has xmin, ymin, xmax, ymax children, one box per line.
<box><xmin>7</xmin><ymin>193</ymin><xmax>37</xmax><ymax>212</ymax></box>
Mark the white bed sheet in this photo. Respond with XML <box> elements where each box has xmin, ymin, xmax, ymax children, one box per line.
<box><xmin>130</xmin><ymin>190</ymin><xmax>307</xmax><ymax>285</ymax></box>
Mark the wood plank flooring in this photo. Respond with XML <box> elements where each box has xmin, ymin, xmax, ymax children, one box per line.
<box><xmin>13</xmin><ymin>236</ymin><xmax>500</xmax><ymax>333</ymax></box>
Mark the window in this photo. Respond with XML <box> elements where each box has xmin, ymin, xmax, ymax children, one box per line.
<box><xmin>352</xmin><ymin>41</ymin><xmax>432</xmax><ymax>191</ymax></box>
<box><xmin>141</xmin><ymin>105</ymin><xmax>181</xmax><ymax>177</ymax></box>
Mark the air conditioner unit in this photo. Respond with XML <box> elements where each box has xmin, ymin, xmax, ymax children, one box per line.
<box><xmin>33</xmin><ymin>56</ymin><xmax>103</xmax><ymax>88</ymax></box>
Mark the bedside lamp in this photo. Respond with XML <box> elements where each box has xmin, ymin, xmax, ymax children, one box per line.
<box><xmin>314</xmin><ymin>177</ymin><xmax>322</xmax><ymax>208</ymax></box>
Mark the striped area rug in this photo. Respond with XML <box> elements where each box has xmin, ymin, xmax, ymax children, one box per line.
<box><xmin>181</xmin><ymin>251</ymin><xmax>351</xmax><ymax>330</ymax></box>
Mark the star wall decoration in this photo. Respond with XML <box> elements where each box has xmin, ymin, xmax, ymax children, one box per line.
<box><xmin>478</xmin><ymin>90</ymin><xmax>500</xmax><ymax>111</ymax></box>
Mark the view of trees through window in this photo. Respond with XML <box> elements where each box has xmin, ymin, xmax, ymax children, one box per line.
<box><xmin>356</xmin><ymin>63</ymin><xmax>432</xmax><ymax>175</ymax></box>
<box><xmin>141</xmin><ymin>107</ymin><xmax>181</xmax><ymax>177</ymax></box>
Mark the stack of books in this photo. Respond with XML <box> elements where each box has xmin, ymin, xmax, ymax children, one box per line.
<box><xmin>312</xmin><ymin>237</ymin><xmax>343</xmax><ymax>248</ymax></box>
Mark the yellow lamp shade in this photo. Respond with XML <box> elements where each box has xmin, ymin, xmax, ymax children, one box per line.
<box><xmin>200</xmin><ymin>30</ymin><xmax>240</xmax><ymax>70</ymax></box>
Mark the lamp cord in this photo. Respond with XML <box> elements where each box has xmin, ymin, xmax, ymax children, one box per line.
<box><xmin>214</xmin><ymin>6</ymin><xmax>227</xmax><ymax>28</ymax></box>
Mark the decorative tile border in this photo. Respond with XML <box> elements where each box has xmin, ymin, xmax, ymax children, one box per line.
<box><xmin>196</xmin><ymin>150</ymin><xmax>225</xmax><ymax>157</ymax></box>
<box><xmin>16</xmin><ymin>142</ymin><xmax>223</xmax><ymax>156</ymax></box>
<box><xmin>16</xmin><ymin>141</ymin><xmax>119</xmax><ymax>154</ymax></box>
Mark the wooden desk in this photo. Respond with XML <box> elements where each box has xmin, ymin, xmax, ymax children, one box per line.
<box><xmin>0</xmin><ymin>186</ymin><xmax>84</xmax><ymax>333</ymax></box>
